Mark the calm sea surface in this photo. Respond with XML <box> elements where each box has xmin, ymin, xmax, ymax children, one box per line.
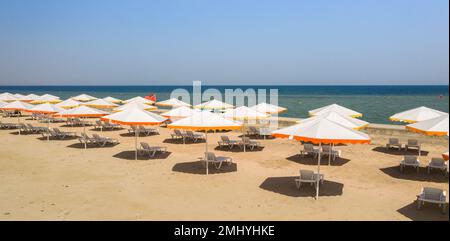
<box><xmin>1</xmin><ymin>85</ymin><xmax>448</xmax><ymax>124</ymax></box>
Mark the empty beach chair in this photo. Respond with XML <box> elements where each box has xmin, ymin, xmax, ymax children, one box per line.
<box><xmin>204</xmin><ymin>152</ymin><xmax>233</xmax><ymax>170</ymax></box>
<box><xmin>26</xmin><ymin>124</ymin><xmax>48</xmax><ymax>133</ymax></box>
<box><xmin>170</xmin><ymin>129</ymin><xmax>186</xmax><ymax>140</ymax></box>
<box><xmin>295</xmin><ymin>170</ymin><xmax>324</xmax><ymax>189</ymax></box>
<box><xmin>186</xmin><ymin>131</ymin><xmax>205</xmax><ymax>142</ymax></box>
<box><xmin>300</xmin><ymin>144</ymin><xmax>320</xmax><ymax>157</ymax></box>
<box><xmin>138</xmin><ymin>125</ymin><xmax>159</xmax><ymax>135</ymax></box>
<box><xmin>138</xmin><ymin>142</ymin><xmax>167</xmax><ymax>158</ymax></box>
<box><xmin>239</xmin><ymin>137</ymin><xmax>262</xmax><ymax>151</ymax></box>
<box><xmin>386</xmin><ymin>138</ymin><xmax>402</xmax><ymax>150</ymax></box>
<box><xmin>416</xmin><ymin>187</ymin><xmax>447</xmax><ymax>214</ymax></box>
<box><xmin>427</xmin><ymin>158</ymin><xmax>447</xmax><ymax>174</ymax></box>
<box><xmin>218</xmin><ymin>136</ymin><xmax>240</xmax><ymax>149</ymax></box>
<box><xmin>92</xmin><ymin>133</ymin><xmax>119</xmax><ymax>146</ymax></box>
<box><xmin>400</xmin><ymin>155</ymin><xmax>420</xmax><ymax>173</ymax></box>
<box><xmin>53</xmin><ymin>128</ymin><xmax>77</xmax><ymax>139</ymax></box>
<box><xmin>246</xmin><ymin>126</ymin><xmax>259</xmax><ymax>136</ymax></box>
<box><xmin>104</xmin><ymin>120</ymin><xmax>121</xmax><ymax>130</ymax></box>
<box><xmin>321</xmin><ymin>145</ymin><xmax>341</xmax><ymax>161</ymax></box>
<box><xmin>406</xmin><ymin>139</ymin><xmax>421</xmax><ymax>152</ymax></box>
<box><xmin>79</xmin><ymin>133</ymin><xmax>98</xmax><ymax>146</ymax></box>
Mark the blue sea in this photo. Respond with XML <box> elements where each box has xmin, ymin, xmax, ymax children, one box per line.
<box><xmin>1</xmin><ymin>85</ymin><xmax>448</xmax><ymax>124</ymax></box>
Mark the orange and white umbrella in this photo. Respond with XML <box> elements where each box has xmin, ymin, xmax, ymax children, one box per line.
<box><xmin>55</xmin><ymin>99</ymin><xmax>81</xmax><ymax>109</ymax></box>
<box><xmin>83</xmin><ymin>99</ymin><xmax>118</xmax><ymax>109</ymax></box>
<box><xmin>29</xmin><ymin>103</ymin><xmax>65</xmax><ymax>141</ymax></box>
<box><xmin>156</xmin><ymin>98</ymin><xmax>191</xmax><ymax>107</ymax></box>
<box><xmin>114</xmin><ymin>101</ymin><xmax>157</xmax><ymax>112</ymax></box>
<box><xmin>406</xmin><ymin>114</ymin><xmax>449</xmax><ymax>136</ymax></box>
<box><xmin>300</xmin><ymin>111</ymin><xmax>369</xmax><ymax>130</ymax></box>
<box><xmin>14</xmin><ymin>94</ymin><xmax>26</xmax><ymax>99</ymax></box>
<box><xmin>194</xmin><ymin>99</ymin><xmax>234</xmax><ymax>110</ymax></box>
<box><xmin>102</xmin><ymin>107</ymin><xmax>167</xmax><ymax>160</ymax></box>
<box><xmin>18</xmin><ymin>94</ymin><xmax>41</xmax><ymax>102</ymax></box>
<box><xmin>103</xmin><ymin>96</ymin><xmax>122</xmax><ymax>104</ymax></box>
<box><xmin>124</xmin><ymin>96</ymin><xmax>154</xmax><ymax>105</ymax></box>
<box><xmin>389</xmin><ymin>106</ymin><xmax>447</xmax><ymax>123</ymax></box>
<box><xmin>0</xmin><ymin>101</ymin><xmax>34</xmax><ymax>134</ymax></box>
<box><xmin>161</xmin><ymin>106</ymin><xmax>197</xmax><ymax>120</ymax></box>
<box><xmin>272</xmin><ymin>117</ymin><xmax>370</xmax><ymax>199</ymax></box>
<box><xmin>168</xmin><ymin>111</ymin><xmax>242</xmax><ymax>174</ymax></box>
<box><xmin>0</xmin><ymin>101</ymin><xmax>8</xmax><ymax>108</ymax></box>
<box><xmin>71</xmin><ymin>94</ymin><xmax>98</xmax><ymax>102</ymax></box>
<box><xmin>31</xmin><ymin>94</ymin><xmax>61</xmax><ymax>104</ymax></box>
<box><xmin>251</xmin><ymin>102</ymin><xmax>286</xmax><ymax>114</ymax></box>
<box><xmin>309</xmin><ymin>104</ymin><xmax>362</xmax><ymax>118</ymax></box>
<box><xmin>0</xmin><ymin>93</ymin><xmax>17</xmax><ymax>102</ymax></box>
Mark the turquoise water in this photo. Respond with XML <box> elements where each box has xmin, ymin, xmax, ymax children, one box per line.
<box><xmin>1</xmin><ymin>85</ymin><xmax>448</xmax><ymax>124</ymax></box>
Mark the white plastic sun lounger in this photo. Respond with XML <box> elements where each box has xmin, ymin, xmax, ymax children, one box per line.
<box><xmin>416</xmin><ymin>187</ymin><xmax>447</xmax><ymax>214</ymax></box>
<box><xmin>400</xmin><ymin>155</ymin><xmax>420</xmax><ymax>173</ymax></box>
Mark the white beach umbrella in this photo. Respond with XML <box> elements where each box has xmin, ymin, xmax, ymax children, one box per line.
<box><xmin>389</xmin><ymin>106</ymin><xmax>447</xmax><ymax>123</ymax></box>
<box><xmin>18</xmin><ymin>94</ymin><xmax>41</xmax><ymax>102</ymax></box>
<box><xmin>0</xmin><ymin>101</ymin><xmax>34</xmax><ymax>134</ymax></box>
<box><xmin>272</xmin><ymin>117</ymin><xmax>371</xmax><ymax>199</ymax></box>
<box><xmin>406</xmin><ymin>114</ymin><xmax>449</xmax><ymax>137</ymax></box>
<box><xmin>194</xmin><ymin>99</ymin><xmax>234</xmax><ymax>110</ymax></box>
<box><xmin>71</xmin><ymin>94</ymin><xmax>98</xmax><ymax>102</ymax></box>
<box><xmin>83</xmin><ymin>99</ymin><xmax>118</xmax><ymax>109</ymax></box>
<box><xmin>161</xmin><ymin>106</ymin><xmax>197</xmax><ymax>120</ymax></box>
<box><xmin>0</xmin><ymin>101</ymin><xmax>8</xmax><ymax>108</ymax></box>
<box><xmin>168</xmin><ymin>111</ymin><xmax>242</xmax><ymax>174</ymax></box>
<box><xmin>0</xmin><ymin>93</ymin><xmax>18</xmax><ymax>102</ymax></box>
<box><xmin>14</xmin><ymin>93</ymin><xmax>26</xmax><ymax>99</ymax></box>
<box><xmin>28</xmin><ymin>103</ymin><xmax>65</xmax><ymax>141</ymax></box>
<box><xmin>156</xmin><ymin>98</ymin><xmax>191</xmax><ymax>107</ymax></box>
<box><xmin>309</xmin><ymin>104</ymin><xmax>362</xmax><ymax>118</ymax></box>
<box><xmin>103</xmin><ymin>96</ymin><xmax>123</xmax><ymax>104</ymax></box>
<box><xmin>251</xmin><ymin>102</ymin><xmax>287</xmax><ymax>114</ymax></box>
<box><xmin>31</xmin><ymin>94</ymin><xmax>61</xmax><ymax>104</ymax></box>
<box><xmin>55</xmin><ymin>99</ymin><xmax>82</xmax><ymax>109</ymax></box>
<box><xmin>114</xmin><ymin>101</ymin><xmax>157</xmax><ymax>112</ymax></box>
<box><xmin>124</xmin><ymin>96</ymin><xmax>154</xmax><ymax>105</ymax></box>
<box><xmin>300</xmin><ymin>111</ymin><xmax>369</xmax><ymax>130</ymax></box>
<box><xmin>101</xmin><ymin>107</ymin><xmax>167</xmax><ymax>160</ymax></box>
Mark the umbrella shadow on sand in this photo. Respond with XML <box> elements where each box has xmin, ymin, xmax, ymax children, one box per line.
<box><xmin>372</xmin><ymin>147</ymin><xmax>429</xmax><ymax>156</ymax></box>
<box><xmin>113</xmin><ymin>151</ymin><xmax>171</xmax><ymax>160</ymax></box>
<box><xmin>214</xmin><ymin>146</ymin><xmax>265</xmax><ymax>152</ymax></box>
<box><xmin>66</xmin><ymin>143</ymin><xmax>119</xmax><ymax>149</ymax></box>
<box><xmin>286</xmin><ymin>154</ymin><xmax>350</xmax><ymax>166</ymax></box>
<box><xmin>119</xmin><ymin>132</ymin><xmax>159</xmax><ymax>137</ymax></box>
<box><xmin>259</xmin><ymin>176</ymin><xmax>344</xmax><ymax>198</ymax></box>
<box><xmin>397</xmin><ymin>202</ymin><xmax>449</xmax><ymax>221</ymax></box>
<box><xmin>172</xmin><ymin>161</ymin><xmax>237</xmax><ymax>175</ymax></box>
<box><xmin>162</xmin><ymin>138</ymin><xmax>206</xmax><ymax>144</ymax></box>
<box><xmin>379</xmin><ymin>166</ymin><xmax>448</xmax><ymax>183</ymax></box>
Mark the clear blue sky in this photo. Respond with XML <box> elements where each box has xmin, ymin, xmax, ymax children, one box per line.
<box><xmin>0</xmin><ymin>0</ymin><xmax>448</xmax><ymax>85</ymax></box>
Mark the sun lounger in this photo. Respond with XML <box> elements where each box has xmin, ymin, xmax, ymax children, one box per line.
<box><xmin>79</xmin><ymin>133</ymin><xmax>98</xmax><ymax>146</ymax></box>
<box><xmin>239</xmin><ymin>137</ymin><xmax>262</xmax><ymax>151</ymax></box>
<box><xmin>427</xmin><ymin>158</ymin><xmax>447</xmax><ymax>174</ymax></box>
<box><xmin>246</xmin><ymin>126</ymin><xmax>260</xmax><ymax>136</ymax></box>
<box><xmin>170</xmin><ymin>129</ymin><xmax>186</xmax><ymax>140</ymax></box>
<box><xmin>400</xmin><ymin>155</ymin><xmax>420</xmax><ymax>172</ymax></box>
<box><xmin>416</xmin><ymin>187</ymin><xmax>447</xmax><ymax>214</ymax></box>
<box><xmin>53</xmin><ymin>128</ymin><xmax>77</xmax><ymax>139</ymax></box>
<box><xmin>92</xmin><ymin>133</ymin><xmax>119</xmax><ymax>146</ymax></box>
<box><xmin>295</xmin><ymin>170</ymin><xmax>324</xmax><ymax>189</ymax></box>
<box><xmin>0</xmin><ymin>121</ymin><xmax>19</xmax><ymax>129</ymax></box>
<box><xmin>26</xmin><ymin>124</ymin><xmax>48</xmax><ymax>133</ymax></box>
<box><xmin>138</xmin><ymin>125</ymin><xmax>159</xmax><ymax>135</ymax></box>
<box><xmin>386</xmin><ymin>138</ymin><xmax>402</xmax><ymax>150</ymax></box>
<box><xmin>138</xmin><ymin>142</ymin><xmax>167</xmax><ymax>158</ymax></box>
<box><xmin>71</xmin><ymin>118</ymin><xmax>92</xmax><ymax>126</ymax></box>
<box><xmin>218</xmin><ymin>136</ymin><xmax>240</xmax><ymax>149</ymax></box>
<box><xmin>321</xmin><ymin>145</ymin><xmax>341</xmax><ymax>161</ymax></box>
<box><xmin>204</xmin><ymin>152</ymin><xmax>233</xmax><ymax>170</ymax></box>
<box><xmin>300</xmin><ymin>144</ymin><xmax>320</xmax><ymax>157</ymax></box>
<box><xmin>406</xmin><ymin>139</ymin><xmax>421</xmax><ymax>152</ymax></box>
<box><xmin>186</xmin><ymin>131</ymin><xmax>205</xmax><ymax>142</ymax></box>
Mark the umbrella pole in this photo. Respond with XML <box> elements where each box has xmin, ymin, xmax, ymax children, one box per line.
<box><xmin>243</xmin><ymin>125</ymin><xmax>246</xmax><ymax>152</ymax></box>
<box><xmin>316</xmin><ymin>142</ymin><xmax>322</xmax><ymax>200</ymax></box>
<box><xmin>329</xmin><ymin>143</ymin><xmax>333</xmax><ymax>165</ymax></box>
<box><xmin>47</xmin><ymin>116</ymin><xmax>50</xmax><ymax>141</ymax></box>
<box><xmin>135</xmin><ymin>127</ymin><xmax>138</xmax><ymax>160</ymax></box>
<box><xmin>18</xmin><ymin>114</ymin><xmax>21</xmax><ymax>135</ymax></box>
<box><xmin>205</xmin><ymin>131</ymin><xmax>208</xmax><ymax>175</ymax></box>
<box><xmin>83</xmin><ymin>117</ymin><xmax>87</xmax><ymax>149</ymax></box>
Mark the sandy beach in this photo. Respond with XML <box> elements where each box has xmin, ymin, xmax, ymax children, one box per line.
<box><xmin>0</xmin><ymin>115</ymin><xmax>448</xmax><ymax>221</ymax></box>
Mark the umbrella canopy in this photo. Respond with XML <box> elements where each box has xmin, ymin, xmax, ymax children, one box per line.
<box><xmin>272</xmin><ymin>117</ymin><xmax>370</xmax><ymax>144</ymax></box>
<box><xmin>84</xmin><ymin>99</ymin><xmax>118</xmax><ymax>109</ymax></box>
<box><xmin>54</xmin><ymin>105</ymin><xmax>109</xmax><ymax>118</ymax></box>
<box><xmin>156</xmin><ymin>98</ymin><xmax>191</xmax><ymax>107</ymax></box>
<box><xmin>443</xmin><ymin>152</ymin><xmax>449</xmax><ymax>161</ymax></box>
<box><xmin>0</xmin><ymin>101</ymin><xmax>7</xmax><ymax>108</ymax></box>
<box><xmin>0</xmin><ymin>100</ymin><xmax>34</xmax><ymax>112</ymax></box>
<box><xmin>28</xmin><ymin>103</ymin><xmax>64</xmax><ymax>114</ymax></box>
<box><xmin>14</xmin><ymin>93</ymin><xmax>26</xmax><ymax>99</ymax></box>
<box><xmin>223</xmin><ymin>106</ymin><xmax>269</xmax><ymax>120</ymax></box>
<box><xmin>194</xmin><ymin>99</ymin><xmax>234</xmax><ymax>110</ymax></box>
<box><xmin>389</xmin><ymin>106</ymin><xmax>447</xmax><ymax>123</ymax></box>
<box><xmin>309</xmin><ymin>104</ymin><xmax>362</xmax><ymax>118</ymax></box>
<box><xmin>161</xmin><ymin>106</ymin><xmax>197</xmax><ymax>119</ymax></box>
<box><xmin>300</xmin><ymin>111</ymin><xmax>369</xmax><ymax>130</ymax></box>
<box><xmin>18</xmin><ymin>94</ymin><xmax>41</xmax><ymax>102</ymax></box>
<box><xmin>103</xmin><ymin>96</ymin><xmax>122</xmax><ymax>104</ymax></box>
<box><xmin>0</xmin><ymin>93</ymin><xmax>17</xmax><ymax>102</ymax></box>
<box><xmin>71</xmin><ymin>94</ymin><xmax>98</xmax><ymax>102</ymax></box>
<box><xmin>251</xmin><ymin>102</ymin><xmax>287</xmax><ymax>114</ymax></box>
<box><xmin>124</xmin><ymin>96</ymin><xmax>154</xmax><ymax>104</ymax></box>
<box><xmin>406</xmin><ymin>114</ymin><xmax>449</xmax><ymax>136</ymax></box>
<box><xmin>114</xmin><ymin>101</ymin><xmax>157</xmax><ymax>112</ymax></box>
<box><xmin>31</xmin><ymin>94</ymin><xmax>61</xmax><ymax>104</ymax></box>
<box><xmin>55</xmin><ymin>99</ymin><xmax>82</xmax><ymax>109</ymax></box>
<box><xmin>168</xmin><ymin>110</ymin><xmax>242</xmax><ymax>131</ymax></box>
